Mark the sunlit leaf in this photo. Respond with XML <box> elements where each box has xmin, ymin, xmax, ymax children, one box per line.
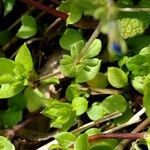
<box><xmin>16</xmin><ymin>15</ymin><xmax>37</xmax><ymax>39</ymax></box>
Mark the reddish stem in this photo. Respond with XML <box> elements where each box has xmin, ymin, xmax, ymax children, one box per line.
<box><xmin>18</xmin><ymin>0</ymin><xmax>68</xmax><ymax>20</ymax></box>
<box><xmin>89</xmin><ymin>133</ymin><xmax>144</xmax><ymax>143</ymax></box>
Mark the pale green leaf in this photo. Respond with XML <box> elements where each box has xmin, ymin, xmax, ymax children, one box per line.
<box><xmin>76</xmin><ymin>59</ymin><xmax>101</xmax><ymax>83</ymax></box>
<box><xmin>24</xmin><ymin>87</ymin><xmax>44</xmax><ymax>112</ymax></box>
<box><xmin>59</xmin><ymin>28</ymin><xmax>83</xmax><ymax>51</ymax></box>
<box><xmin>87</xmin><ymin>103</ymin><xmax>107</xmax><ymax>121</ymax></box>
<box><xmin>72</xmin><ymin>97</ymin><xmax>88</xmax><ymax>116</ymax></box>
<box><xmin>143</xmin><ymin>82</ymin><xmax>150</xmax><ymax>118</ymax></box>
<box><xmin>15</xmin><ymin>43</ymin><xmax>33</xmax><ymax>73</ymax></box>
<box><xmin>0</xmin><ymin>83</ymin><xmax>24</xmax><ymax>99</ymax></box>
<box><xmin>74</xmin><ymin>133</ymin><xmax>88</xmax><ymax>150</ymax></box>
<box><xmin>84</xmin><ymin>39</ymin><xmax>102</xmax><ymax>59</ymax></box>
<box><xmin>0</xmin><ymin>136</ymin><xmax>15</xmax><ymax>150</ymax></box>
<box><xmin>108</xmin><ymin>67</ymin><xmax>128</xmax><ymax>88</ymax></box>
<box><xmin>16</xmin><ymin>15</ymin><xmax>37</xmax><ymax>39</ymax></box>
<box><xmin>56</xmin><ymin>132</ymin><xmax>76</xmax><ymax>148</ymax></box>
<box><xmin>101</xmin><ymin>95</ymin><xmax>127</xmax><ymax>114</ymax></box>
<box><xmin>85</xmin><ymin>128</ymin><xmax>101</xmax><ymax>136</ymax></box>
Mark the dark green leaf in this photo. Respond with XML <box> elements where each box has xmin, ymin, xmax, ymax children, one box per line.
<box><xmin>16</xmin><ymin>15</ymin><xmax>37</xmax><ymax>39</ymax></box>
<box><xmin>4</xmin><ymin>108</ymin><xmax>22</xmax><ymax>128</ymax></box>
<box><xmin>0</xmin><ymin>30</ymin><xmax>12</xmax><ymax>45</ymax></box>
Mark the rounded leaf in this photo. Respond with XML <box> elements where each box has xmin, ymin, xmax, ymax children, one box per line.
<box><xmin>72</xmin><ymin>97</ymin><xmax>88</xmax><ymax>116</ymax></box>
<box><xmin>108</xmin><ymin>67</ymin><xmax>128</xmax><ymax>88</ymax></box>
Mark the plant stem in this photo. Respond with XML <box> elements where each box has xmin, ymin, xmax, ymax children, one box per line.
<box><xmin>118</xmin><ymin>7</ymin><xmax>150</xmax><ymax>12</ymax></box>
<box><xmin>18</xmin><ymin>0</ymin><xmax>68</xmax><ymax>20</ymax></box>
<box><xmin>74</xmin><ymin>22</ymin><xmax>101</xmax><ymax>64</ymax></box>
<box><xmin>116</xmin><ymin>118</ymin><xmax>150</xmax><ymax>150</ymax></box>
<box><xmin>71</xmin><ymin>111</ymin><xmax>122</xmax><ymax>134</ymax></box>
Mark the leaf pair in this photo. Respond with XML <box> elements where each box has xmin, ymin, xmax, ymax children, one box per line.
<box><xmin>60</xmin><ymin>39</ymin><xmax>102</xmax><ymax>82</ymax></box>
<box><xmin>0</xmin><ymin>43</ymin><xmax>34</xmax><ymax>98</ymax></box>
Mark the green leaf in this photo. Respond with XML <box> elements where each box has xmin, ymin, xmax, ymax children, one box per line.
<box><xmin>66</xmin><ymin>84</ymin><xmax>80</xmax><ymax>101</ymax></box>
<box><xmin>87</xmin><ymin>103</ymin><xmax>107</xmax><ymax>121</ymax></box>
<box><xmin>132</xmin><ymin>76</ymin><xmax>144</xmax><ymax>94</ymax></box>
<box><xmin>15</xmin><ymin>43</ymin><xmax>33</xmax><ymax>73</ymax></box>
<box><xmin>83</xmin><ymin>39</ymin><xmax>102</xmax><ymax>59</ymax></box>
<box><xmin>0</xmin><ymin>83</ymin><xmax>25</xmax><ymax>99</ymax></box>
<box><xmin>76</xmin><ymin>59</ymin><xmax>101</xmax><ymax>83</ymax></box>
<box><xmin>4</xmin><ymin>108</ymin><xmax>22</xmax><ymax>128</ymax></box>
<box><xmin>60</xmin><ymin>55</ymin><xmax>75</xmax><ymax>77</ymax></box>
<box><xmin>101</xmin><ymin>95</ymin><xmax>127</xmax><ymax>114</ymax></box>
<box><xmin>139</xmin><ymin>46</ymin><xmax>150</xmax><ymax>56</ymax></box>
<box><xmin>126</xmin><ymin>55</ymin><xmax>150</xmax><ymax>76</ymax></box>
<box><xmin>9</xmin><ymin>93</ymin><xmax>26</xmax><ymax>110</ymax></box>
<box><xmin>89</xmin><ymin>139</ymin><xmax>118</xmax><ymax>150</ymax></box>
<box><xmin>16</xmin><ymin>15</ymin><xmax>37</xmax><ymax>39</ymax></box>
<box><xmin>74</xmin><ymin>133</ymin><xmax>88</xmax><ymax>150</ymax></box>
<box><xmin>24</xmin><ymin>87</ymin><xmax>44</xmax><ymax>112</ymax></box>
<box><xmin>59</xmin><ymin>28</ymin><xmax>83</xmax><ymax>51</ymax></box>
<box><xmin>0</xmin><ymin>30</ymin><xmax>12</xmax><ymax>45</ymax></box>
<box><xmin>71</xmin><ymin>40</ymin><xmax>84</xmax><ymax>59</ymax></box>
<box><xmin>72</xmin><ymin>97</ymin><xmax>88</xmax><ymax>116</ymax></box>
<box><xmin>42</xmin><ymin>100</ymin><xmax>76</xmax><ymax>131</ymax></box>
<box><xmin>143</xmin><ymin>82</ymin><xmax>150</xmax><ymax>118</ymax></box>
<box><xmin>0</xmin><ymin>136</ymin><xmax>15</xmax><ymax>150</ymax></box>
<box><xmin>56</xmin><ymin>132</ymin><xmax>76</xmax><ymax>148</ymax></box>
<box><xmin>86</xmin><ymin>128</ymin><xmax>101</xmax><ymax>136</ymax></box>
<box><xmin>3</xmin><ymin>0</ymin><xmax>15</xmax><ymax>16</ymax></box>
<box><xmin>87</xmin><ymin>72</ymin><xmax>109</xmax><ymax>88</ymax></box>
<box><xmin>108</xmin><ymin>67</ymin><xmax>128</xmax><ymax>88</ymax></box>
<box><xmin>66</xmin><ymin>1</ymin><xmax>82</xmax><ymax>24</ymax></box>
<box><xmin>0</xmin><ymin>58</ymin><xmax>15</xmax><ymax>75</ymax></box>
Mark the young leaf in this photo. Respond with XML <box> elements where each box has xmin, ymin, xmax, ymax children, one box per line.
<box><xmin>101</xmin><ymin>95</ymin><xmax>127</xmax><ymax>114</ymax></box>
<box><xmin>108</xmin><ymin>67</ymin><xmax>128</xmax><ymax>88</ymax></box>
<box><xmin>24</xmin><ymin>87</ymin><xmax>44</xmax><ymax>112</ymax></box>
<box><xmin>0</xmin><ymin>83</ymin><xmax>25</xmax><ymax>99</ymax></box>
<box><xmin>0</xmin><ymin>136</ymin><xmax>15</xmax><ymax>150</ymax></box>
<box><xmin>76</xmin><ymin>59</ymin><xmax>101</xmax><ymax>83</ymax></box>
<box><xmin>56</xmin><ymin>132</ymin><xmax>76</xmax><ymax>148</ymax></box>
<box><xmin>85</xmin><ymin>128</ymin><xmax>101</xmax><ymax>136</ymax></box>
<box><xmin>15</xmin><ymin>43</ymin><xmax>33</xmax><ymax>73</ymax></box>
<box><xmin>42</xmin><ymin>100</ymin><xmax>76</xmax><ymax>131</ymax></box>
<box><xmin>59</xmin><ymin>28</ymin><xmax>83</xmax><ymax>51</ymax></box>
<box><xmin>74</xmin><ymin>133</ymin><xmax>88</xmax><ymax>150</ymax></box>
<box><xmin>66</xmin><ymin>1</ymin><xmax>82</xmax><ymax>24</ymax></box>
<box><xmin>72</xmin><ymin>97</ymin><xmax>88</xmax><ymax>116</ymax></box>
<box><xmin>87</xmin><ymin>103</ymin><xmax>107</xmax><ymax>121</ymax></box>
<box><xmin>126</xmin><ymin>55</ymin><xmax>150</xmax><ymax>76</ymax></box>
<box><xmin>66</xmin><ymin>84</ymin><xmax>80</xmax><ymax>101</ymax></box>
<box><xmin>4</xmin><ymin>108</ymin><xmax>22</xmax><ymax>128</ymax></box>
<box><xmin>3</xmin><ymin>0</ymin><xmax>15</xmax><ymax>16</ymax></box>
<box><xmin>83</xmin><ymin>39</ymin><xmax>102</xmax><ymax>59</ymax></box>
<box><xmin>16</xmin><ymin>15</ymin><xmax>37</xmax><ymax>39</ymax></box>
<box><xmin>87</xmin><ymin>72</ymin><xmax>109</xmax><ymax>88</ymax></box>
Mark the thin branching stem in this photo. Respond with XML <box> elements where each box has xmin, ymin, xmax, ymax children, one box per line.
<box><xmin>74</xmin><ymin>22</ymin><xmax>101</xmax><ymax>64</ymax></box>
